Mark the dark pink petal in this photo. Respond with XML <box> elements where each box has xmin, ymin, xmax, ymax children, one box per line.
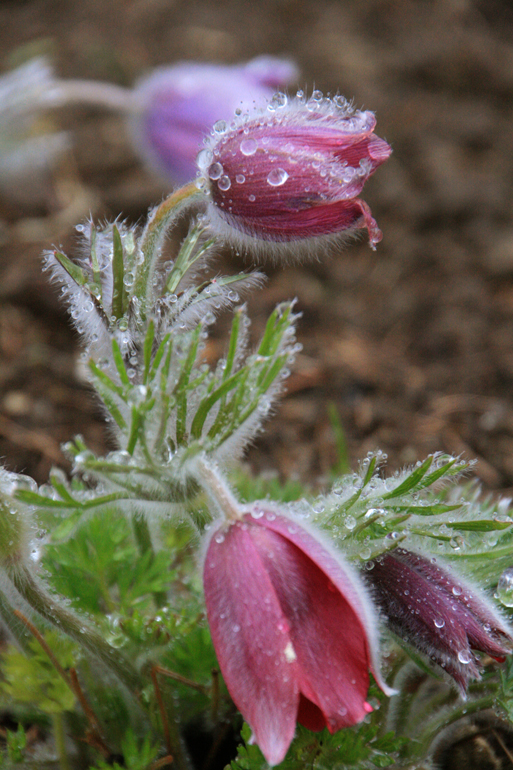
<box><xmin>297</xmin><ymin>694</ymin><xmax>328</xmax><ymax>732</ymax></box>
<box><xmin>246</xmin><ymin>510</ymin><xmax>391</xmax><ymax>726</ymax></box>
<box><xmin>250</xmin><ymin>509</ymin><xmax>391</xmax><ymax>697</ymax></box>
<box><xmin>366</xmin><ymin>549</ymin><xmax>512</xmax><ymax>690</ymax></box>
<box><xmin>203</xmin><ymin>521</ymin><xmax>300</xmax><ymax>766</ymax></box>
<box><xmin>201</xmin><ymin>97</ymin><xmax>391</xmax><ymax>249</ymax></box>
<box><xmin>218</xmin><ymin>199</ymin><xmax>371</xmax><ymax>241</ymax></box>
<box><xmin>249</xmin><ymin>522</ymin><xmax>371</xmax><ymax>729</ymax></box>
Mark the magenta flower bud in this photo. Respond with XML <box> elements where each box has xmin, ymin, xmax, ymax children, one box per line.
<box><xmin>130</xmin><ymin>56</ymin><xmax>299</xmax><ymax>186</ymax></box>
<box><xmin>199</xmin><ymin>94</ymin><xmax>391</xmax><ymax>254</ymax></box>
<box><xmin>366</xmin><ymin>549</ymin><xmax>512</xmax><ymax>691</ymax></box>
<box><xmin>203</xmin><ymin>505</ymin><xmax>392</xmax><ymax>766</ymax></box>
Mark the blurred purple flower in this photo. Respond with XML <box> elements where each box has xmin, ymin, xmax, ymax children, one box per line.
<box><xmin>366</xmin><ymin>548</ymin><xmax>512</xmax><ymax>691</ymax></box>
<box><xmin>203</xmin><ymin>505</ymin><xmax>392</xmax><ymax>766</ymax></box>
<box><xmin>130</xmin><ymin>56</ymin><xmax>298</xmax><ymax>186</ymax></box>
<box><xmin>199</xmin><ymin>93</ymin><xmax>391</xmax><ymax>255</ymax></box>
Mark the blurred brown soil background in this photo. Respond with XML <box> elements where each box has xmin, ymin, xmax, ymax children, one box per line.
<box><xmin>1</xmin><ymin>0</ymin><xmax>513</xmax><ymax>494</ymax></box>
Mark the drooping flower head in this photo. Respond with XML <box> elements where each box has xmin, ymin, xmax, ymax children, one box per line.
<box><xmin>366</xmin><ymin>548</ymin><xmax>512</xmax><ymax>691</ymax></box>
<box><xmin>198</xmin><ymin>92</ymin><xmax>391</xmax><ymax>255</ymax></box>
<box><xmin>203</xmin><ymin>503</ymin><xmax>393</xmax><ymax>766</ymax></box>
<box><xmin>130</xmin><ymin>56</ymin><xmax>299</xmax><ymax>186</ymax></box>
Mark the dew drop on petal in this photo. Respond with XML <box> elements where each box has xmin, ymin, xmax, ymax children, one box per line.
<box><xmin>240</xmin><ymin>138</ymin><xmax>258</xmax><ymax>156</ymax></box>
<box><xmin>218</xmin><ymin>175</ymin><xmax>231</xmax><ymax>191</ymax></box>
<box><xmin>496</xmin><ymin>567</ymin><xmax>513</xmax><ymax>607</ymax></box>
<box><xmin>268</xmin><ymin>92</ymin><xmax>288</xmax><ymax>111</ymax></box>
<box><xmin>208</xmin><ymin>162</ymin><xmax>223</xmax><ymax>180</ymax></box>
<box><xmin>235</xmin><ymin>174</ymin><xmax>246</xmax><ymax>184</ymax></box>
<box><xmin>267</xmin><ymin>168</ymin><xmax>289</xmax><ymax>186</ymax></box>
<box><xmin>213</xmin><ymin>119</ymin><xmax>228</xmax><ymax>134</ymax></box>
<box><xmin>197</xmin><ymin>148</ymin><xmax>213</xmax><ymax>169</ymax></box>
<box><xmin>434</xmin><ymin>617</ymin><xmax>445</xmax><ymax>628</ymax></box>
<box><xmin>457</xmin><ymin>650</ymin><xmax>472</xmax><ymax>665</ymax></box>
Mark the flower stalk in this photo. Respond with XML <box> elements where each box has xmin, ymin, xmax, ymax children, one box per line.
<box><xmin>135</xmin><ymin>181</ymin><xmax>202</xmax><ymax>313</ymax></box>
<box><xmin>192</xmin><ymin>455</ymin><xmax>242</xmax><ymax>523</ymax></box>
<box><xmin>7</xmin><ymin>562</ymin><xmax>142</xmax><ymax>694</ymax></box>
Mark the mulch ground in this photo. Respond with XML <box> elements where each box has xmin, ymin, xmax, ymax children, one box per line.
<box><xmin>1</xmin><ymin>0</ymin><xmax>513</xmax><ymax>497</ymax></box>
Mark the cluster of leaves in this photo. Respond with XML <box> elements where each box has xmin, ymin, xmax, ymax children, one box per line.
<box><xmin>0</xmin><ymin>191</ymin><xmax>513</xmax><ymax>770</ymax></box>
<box><xmin>231</xmin><ymin>710</ymin><xmax>407</xmax><ymax>770</ymax></box>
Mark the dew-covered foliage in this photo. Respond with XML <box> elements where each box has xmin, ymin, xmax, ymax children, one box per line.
<box><xmin>0</xmin><ymin>154</ymin><xmax>513</xmax><ymax>770</ymax></box>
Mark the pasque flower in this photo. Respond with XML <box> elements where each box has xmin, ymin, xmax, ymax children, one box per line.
<box><xmin>366</xmin><ymin>548</ymin><xmax>512</xmax><ymax>691</ymax></box>
<box><xmin>130</xmin><ymin>56</ymin><xmax>298</xmax><ymax>185</ymax></box>
<box><xmin>203</xmin><ymin>504</ymin><xmax>392</xmax><ymax>766</ymax></box>
<box><xmin>199</xmin><ymin>93</ymin><xmax>391</xmax><ymax>253</ymax></box>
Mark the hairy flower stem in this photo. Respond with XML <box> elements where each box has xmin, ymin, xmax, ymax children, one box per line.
<box><xmin>131</xmin><ymin>514</ymin><xmax>166</xmax><ymax>608</ymax></box>
<box><xmin>52</xmin><ymin>713</ymin><xmax>71</xmax><ymax>770</ymax></box>
<box><xmin>134</xmin><ymin>182</ymin><xmax>201</xmax><ymax>314</ymax></box>
<box><xmin>0</xmin><ymin>587</ymin><xmax>32</xmax><ymax>653</ymax></box>
<box><xmin>412</xmin><ymin>694</ymin><xmax>495</xmax><ymax>759</ymax></box>
<box><xmin>193</xmin><ymin>455</ymin><xmax>241</xmax><ymax>522</ymax></box>
<box><xmin>6</xmin><ymin>563</ymin><xmax>142</xmax><ymax>694</ymax></box>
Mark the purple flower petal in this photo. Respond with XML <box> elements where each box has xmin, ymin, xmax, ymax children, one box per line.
<box><xmin>130</xmin><ymin>57</ymin><xmax>298</xmax><ymax>185</ymax></box>
<box><xmin>366</xmin><ymin>549</ymin><xmax>512</xmax><ymax>690</ymax></box>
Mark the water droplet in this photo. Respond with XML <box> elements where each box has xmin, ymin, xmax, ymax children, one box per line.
<box><xmin>496</xmin><ymin>568</ymin><xmax>513</xmax><ymax>607</ymax></box>
<box><xmin>458</xmin><ymin>650</ymin><xmax>472</xmax><ymax>665</ymax></box>
<box><xmin>248</xmin><ymin>194</ymin><xmax>256</xmax><ymax>202</ymax></box>
<box><xmin>232</xmin><ymin>623</ymin><xmax>241</xmax><ymax>633</ymax></box>
<box><xmin>215</xmin><ymin>533</ymin><xmax>225</xmax><ymax>544</ymax></box>
<box><xmin>240</xmin><ymin>138</ymin><xmax>258</xmax><ymax>156</ymax></box>
<box><xmin>268</xmin><ymin>92</ymin><xmax>288</xmax><ymax>111</ymax></box>
<box><xmin>267</xmin><ymin>168</ymin><xmax>289</xmax><ymax>187</ymax></box>
<box><xmin>333</xmin><ymin>94</ymin><xmax>349</xmax><ymax>111</ymax></box>
<box><xmin>128</xmin><ymin>384</ymin><xmax>148</xmax><ymax>406</ymax></box>
<box><xmin>434</xmin><ymin>617</ymin><xmax>445</xmax><ymax>628</ymax></box>
<box><xmin>213</xmin><ymin>119</ymin><xmax>228</xmax><ymax>134</ymax></box>
<box><xmin>218</xmin><ymin>175</ymin><xmax>231</xmax><ymax>191</ymax></box>
<box><xmin>235</xmin><ymin>174</ymin><xmax>245</xmax><ymax>184</ymax></box>
<box><xmin>197</xmin><ymin>148</ymin><xmax>213</xmax><ymax>169</ymax></box>
<box><xmin>345</xmin><ymin>515</ymin><xmax>356</xmax><ymax>531</ymax></box>
<box><xmin>208</xmin><ymin>162</ymin><xmax>223</xmax><ymax>180</ymax></box>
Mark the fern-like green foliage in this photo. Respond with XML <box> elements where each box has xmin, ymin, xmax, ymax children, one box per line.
<box><xmin>0</xmin><ymin>189</ymin><xmax>511</xmax><ymax>770</ymax></box>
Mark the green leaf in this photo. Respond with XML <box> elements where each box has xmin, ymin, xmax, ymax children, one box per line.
<box><xmin>446</xmin><ymin>519</ymin><xmax>513</xmax><ymax>532</ymax></box>
<box><xmin>111</xmin><ymin>224</ymin><xmax>126</xmax><ymax>319</ymax></box>
<box><xmin>52</xmin><ymin>250</ymin><xmax>88</xmax><ymax>286</ymax></box>
<box><xmin>381</xmin><ymin>457</ymin><xmax>433</xmax><ymax>499</ymax></box>
<box><xmin>0</xmin><ymin>632</ymin><xmax>77</xmax><ymax>714</ymax></box>
<box><xmin>112</xmin><ymin>338</ymin><xmax>131</xmax><ymax>388</ymax></box>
